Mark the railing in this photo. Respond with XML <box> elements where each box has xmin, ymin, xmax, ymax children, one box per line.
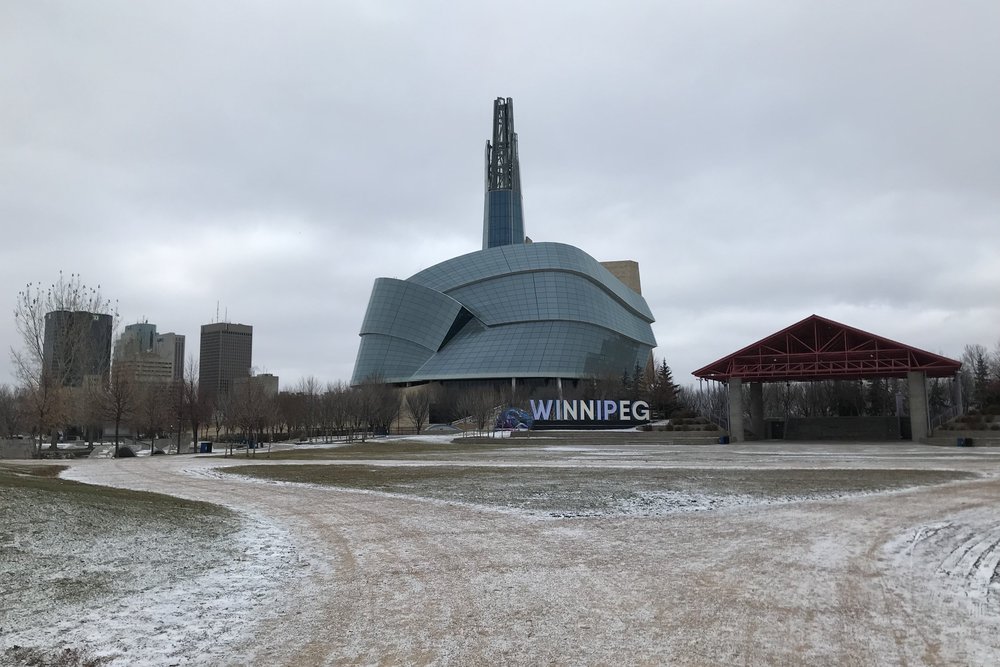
<box><xmin>686</xmin><ymin>390</ymin><xmax>730</xmax><ymax>433</ymax></box>
<box><xmin>930</xmin><ymin>404</ymin><xmax>962</xmax><ymax>431</ymax></box>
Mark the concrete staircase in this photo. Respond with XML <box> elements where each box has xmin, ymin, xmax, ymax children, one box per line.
<box><xmin>928</xmin><ymin>413</ymin><xmax>1000</xmax><ymax>447</ymax></box>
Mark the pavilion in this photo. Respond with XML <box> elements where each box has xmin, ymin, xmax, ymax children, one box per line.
<box><xmin>693</xmin><ymin>314</ymin><xmax>962</xmax><ymax>442</ymax></box>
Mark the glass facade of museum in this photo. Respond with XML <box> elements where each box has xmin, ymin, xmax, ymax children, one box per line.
<box><xmin>351</xmin><ymin>97</ymin><xmax>657</xmax><ymax>386</ymax></box>
<box><xmin>483</xmin><ymin>189</ymin><xmax>524</xmax><ymax>249</ymax></box>
<box><xmin>351</xmin><ymin>242</ymin><xmax>656</xmax><ymax>385</ymax></box>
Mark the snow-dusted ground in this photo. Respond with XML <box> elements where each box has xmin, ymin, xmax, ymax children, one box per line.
<box><xmin>7</xmin><ymin>441</ymin><xmax>1000</xmax><ymax>664</ymax></box>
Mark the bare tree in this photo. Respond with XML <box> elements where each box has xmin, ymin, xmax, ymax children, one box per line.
<box><xmin>324</xmin><ymin>382</ymin><xmax>351</xmax><ymax>441</ymax></box>
<box><xmin>11</xmin><ymin>273</ymin><xmax>116</xmax><ymax>454</ymax></box>
<box><xmin>298</xmin><ymin>376</ymin><xmax>321</xmax><ymax>441</ymax></box>
<box><xmin>0</xmin><ymin>384</ymin><xmax>23</xmax><ymax>438</ymax></box>
<box><xmin>348</xmin><ymin>378</ymin><xmax>399</xmax><ymax>441</ymax></box>
<box><xmin>456</xmin><ymin>386</ymin><xmax>501</xmax><ymax>436</ymax></box>
<box><xmin>228</xmin><ymin>379</ymin><xmax>269</xmax><ymax>457</ymax></box>
<box><xmin>404</xmin><ymin>386</ymin><xmax>433</xmax><ymax>434</ymax></box>
<box><xmin>262</xmin><ymin>391</ymin><xmax>279</xmax><ymax>449</ymax></box>
<box><xmin>318</xmin><ymin>382</ymin><xmax>345</xmax><ymax>442</ymax></box>
<box><xmin>345</xmin><ymin>387</ymin><xmax>367</xmax><ymax>441</ymax></box>
<box><xmin>365</xmin><ymin>380</ymin><xmax>400</xmax><ymax>436</ymax></box>
<box><xmin>72</xmin><ymin>375</ymin><xmax>107</xmax><ymax>445</ymax></box>
<box><xmin>212</xmin><ymin>393</ymin><xmax>229</xmax><ymax>449</ymax></box>
<box><xmin>168</xmin><ymin>378</ymin><xmax>185</xmax><ymax>453</ymax></box>
<box><xmin>96</xmin><ymin>363</ymin><xmax>138</xmax><ymax>457</ymax></box>
<box><xmin>180</xmin><ymin>357</ymin><xmax>207</xmax><ymax>450</ymax></box>
<box><xmin>680</xmin><ymin>381</ymin><xmax>729</xmax><ymax>426</ymax></box>
<box><xmin>134</xmin><ymin>382</ymin><xmax>168</xmax><ymax>454</ymax></box>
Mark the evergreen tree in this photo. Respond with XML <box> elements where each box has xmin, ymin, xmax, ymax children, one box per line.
<box><xmin>650</xmin><ymin>358</ymin><xmax>679</xmax><ymax>418</ymax></box>
<box><xmin>928</xmin><ymin>378</ymin><xmax>949</xmax><ymax>416</ymax></box>
<box><xmin>964</xmin><ymin>344</ymin><xmax>992</xmax><ymax>410</ymax></box>
<box><xmin>864</xmin><ymin>378</ymin><xmax>892</xmax><ymax>416</ymax></box>
<box><xmin>631</xmin><ymin>363</ymin><xmax>647</xmax><ymax>402</ymax></box>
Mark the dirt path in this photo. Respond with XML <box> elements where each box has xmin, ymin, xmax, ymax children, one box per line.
<box><xmin>62</xmin><ymin>450</ymin><xmax>1000</xmax><ymax>665</ymax></box>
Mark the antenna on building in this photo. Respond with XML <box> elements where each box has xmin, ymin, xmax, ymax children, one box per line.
<box><xmin>215</xmin><ymin>301</ymin><xmax>219</xmax><ymax>323</ymax></box>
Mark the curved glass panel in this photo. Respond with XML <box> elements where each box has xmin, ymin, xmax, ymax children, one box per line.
<box><xmin>409</xmin><ymin>242</ymin><xmax>654</xmax><ymax>322</ymax></box>
<box><xmin>410</xmin><ymin>320</ymin><xmax>650</xmax><ymax>381</ymax></box>
<box><xmin>351</xmin><ymin>335</ymin><xmax>435</xmax><ymax>385</ymax></box>
<box><xmin>359</xmin><ymin>278</ymin><xmax>464</xmax><ymax>351</ymax></box>
<box><xmin>448</xmin><ymin>272</ymin><xmax>656</xmax><ymax>346</ymax></box>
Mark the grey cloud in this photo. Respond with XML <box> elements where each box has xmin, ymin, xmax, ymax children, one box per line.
<box><xmin>2</xmin><ymin>0</ymin><xmax>998</xmax><ymax>387</ymax></box>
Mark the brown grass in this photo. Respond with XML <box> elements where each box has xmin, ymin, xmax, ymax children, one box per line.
<box><xmin>222</xmin><ymin>464</ymin><xmax>975</xmax><ymax>515</ymax></box>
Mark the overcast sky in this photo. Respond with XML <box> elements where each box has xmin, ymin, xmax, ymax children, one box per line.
<box><xmin>3</xmin><ymin>1</ymin><xmax>998</xmax><ymax>389</ymax></box>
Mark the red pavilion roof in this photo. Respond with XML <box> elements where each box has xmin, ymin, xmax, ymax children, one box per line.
<box><xmin>692</xmin><ymin>314</ymin><xmax>961</xmax><ymax>382</ymax></box>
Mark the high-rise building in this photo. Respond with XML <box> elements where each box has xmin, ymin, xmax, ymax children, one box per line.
<box><xmin>43</xmin><ymin>310</ymin><xmax>113</xmax><ymax>387</ymax></box>
<box><xmin>199</xmin><ymin>322</ymin><xmax>252</xmax><ymax>404</ymax></box>
<box><xmin>113</xmin><ymin>323</ymin><xmax>186</xmax><ymax>383</ymax></box>
<box><xmin>156</xmin><ymin>332</ymin><xmax>186</xmax><ymax>381</ymax></box>
<box><xmin>483</xmin><ymin>97</ymin><xmax>525</xmax><ymax>249</ymax></box>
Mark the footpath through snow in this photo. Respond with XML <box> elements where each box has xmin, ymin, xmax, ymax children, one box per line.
<box><xmin>13</xmin><ymin>443</ymin><xmax>1000</xmax><ymax>664</ymax></box>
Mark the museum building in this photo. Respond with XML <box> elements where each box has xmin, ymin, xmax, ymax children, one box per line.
<box><xmin>351</xmin><ymin>98</ymin><xmax>657</xmax><ymax>389</ymax></box>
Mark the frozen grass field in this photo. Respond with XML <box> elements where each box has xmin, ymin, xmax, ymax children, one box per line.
<box><xmin>0</xmin><ymin>464</ymin><xmax>295</xmax><ymax>667</ymax></box>
<box><xmin>221</xmin><ymin>463</ymin><xmax>975</xmax><ymax>517</ymax></box>
<box><xmin>4</xmin><ymin>439</ymin><xmax>1000</xmax><ymax>665</ymax></box>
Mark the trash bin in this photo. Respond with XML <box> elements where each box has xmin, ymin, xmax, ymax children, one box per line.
<box><xmin>198</xmin><ymin>441</ymin><xmax>213</xmax><ymax>453</ymax></box>
<box><xmin>719</xmin><ymin>435</ymin><xmax>730</xmax><ymax>444</ymax></box>
<box><xmin>958</xmin><ymin>437</ymin><xmax>973</xmax><ymax>447</ymax></box>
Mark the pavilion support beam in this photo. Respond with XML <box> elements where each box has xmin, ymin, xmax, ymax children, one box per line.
<box><xmin>908</xmin><ymin>371</ymin><xmax>929</xmax><ymax>443</ymax></box>
<box><xmin>728</xmin><ymin>378</ymin><xmax>744</xmax><ymax>442</ymax></box>
<box><xmin>749</xmin><ymin>382</ymin><xmax>765</xmax><ymax>440</ymax></box>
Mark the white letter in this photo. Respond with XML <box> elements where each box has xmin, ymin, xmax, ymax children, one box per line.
<box><xmin>633</xmin><ymin>401</ymin><xmax>650</xmax><ymax>421</ymax></box>
<box><xmin>530</xmin><ymin>400</ymin><xmax>552</xmax><ymax>420</ymax></box>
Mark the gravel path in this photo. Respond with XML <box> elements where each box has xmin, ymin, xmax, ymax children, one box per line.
<box><xmin>61</xmin><ymin>444</ymin><xmax>1000</xmax><ymax>665</ymax></box>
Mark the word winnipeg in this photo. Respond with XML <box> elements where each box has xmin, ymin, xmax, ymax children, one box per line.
<box><xmin>529</xmin><ymin>399</ymin><xmax>651</xmax><ymax>422</ymax></box>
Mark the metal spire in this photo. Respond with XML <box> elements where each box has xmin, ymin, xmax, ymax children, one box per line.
<box><xmin>482</xmin><ymin>97</ymin><xmax>525</xmax><ymax>249</ymax></box>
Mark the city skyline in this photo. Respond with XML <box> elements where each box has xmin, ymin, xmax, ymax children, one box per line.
<box><xmin>2</xmin><ymin>2</ymin><xmax>998</xmax><ymax>389</ymax></box>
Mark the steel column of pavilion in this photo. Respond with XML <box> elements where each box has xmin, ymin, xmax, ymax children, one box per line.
<box><xmin>693</xmin><ymin>315</ymin><xmax>962</xmax><ymax>443</ymax></box>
